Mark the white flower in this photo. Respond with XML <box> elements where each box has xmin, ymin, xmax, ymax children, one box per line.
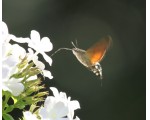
<box><xmin>23</xmin><ymin>111</ymin><xmax>38</xmax><ymax>120</ymax></box>
<box><xmin>28</xmin><ymin>30</ymin><xmax>53</xmax><ymax>66</ymax></box>
<box><xmin>50</xmin><ymin>87</ymin><xmax>80</xmax><ymax>120</ymax></box>
<box><xmin>2</xmin><ymin>39</ymin><xmax>26</xmax><ymax>64</ymax></box>
<box><xmin>39</xmin><ymin>96</ymin><xmax>69</xmax><ymax>120</ymax></box>
<box><xmin>2</xmin><ymin>54</ymin><xmax>24</xmax><ymax>96</ymax></box>
<box><xmin>27</xmin><ymin>48</ymin><xmax>53</xmax><ymax>79</ymax></box>
<box><xmin>2</xmin><ymin>65</ymin><xmax>24</xmax><ymax>96</ymax></box>
<box><xmin>39</xmin><ymin>87</ymin><xmax>80</xmax><ymax>120</ymax></box>
<box><xmin>2</xmin><ymin>42</ymin><xmax>25</xmax><ymax>96</ymax></box>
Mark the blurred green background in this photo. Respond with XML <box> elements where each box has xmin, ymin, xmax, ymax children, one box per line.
<box><xmin>3</xmin><ymin>0</ymin><xmax>145</xmax><ymax>120</ymax></box>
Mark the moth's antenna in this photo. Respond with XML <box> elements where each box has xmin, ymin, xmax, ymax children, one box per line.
<box><xmin>75</xmin><ymin>39</ymin><xmax>78</xmax><ymax>47</ymax></box>
<box><xmin>71</xmin><ymin>41</ymin><xmax>77</xmax><ymax>48</ymax></box>
<box><xmin>51</xmin><ymin>48</ymin><xmax>72</xmax><ymax>57</ymax></box>
<box><xmin>72</xmin><ymin>39</ymin><xmax>79</xmax><ymax>48</ymax></box>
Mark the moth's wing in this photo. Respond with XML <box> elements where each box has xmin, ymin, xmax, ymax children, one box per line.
<box><xmin>86</xmin><ymin>36</ymin><xmax>112</xmax><ymax>65</ymax></box>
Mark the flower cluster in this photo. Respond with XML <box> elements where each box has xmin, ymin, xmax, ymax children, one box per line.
<box><xmin>1</xmin><ymin>21</ymin><xmax>80</xmax><ymax>120</ymax></box>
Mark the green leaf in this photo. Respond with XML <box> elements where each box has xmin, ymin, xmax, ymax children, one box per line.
<box><xmin>3</xmin><ymin>113</ymin><xmax>14</xmax><ymax>120</ymax></box>
<box><xmin>15</xmin><ymin>101</ymin><xmax>26</xmax><ymax>109</ymax></box>
<box><xmin>4</xmin><ymin>105</ymin><xmax>14</xmax><ymax>113</ymax></box>
<box><xmin>2</xmin><ymin>91</ymin><xmax>11</xmax><ymax>111</ymax></box>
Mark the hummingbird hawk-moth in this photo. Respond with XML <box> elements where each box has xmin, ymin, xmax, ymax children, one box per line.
<box><xmin>51</xmin><ymin>36</ymin><xmax>112</xmax><ymax>85</ymax></box>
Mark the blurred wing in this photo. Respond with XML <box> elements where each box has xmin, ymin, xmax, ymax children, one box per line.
<box><xmin>86</xmin><ymin>36</ymin><xmax>112</xmax><ymax>65</ymax></box>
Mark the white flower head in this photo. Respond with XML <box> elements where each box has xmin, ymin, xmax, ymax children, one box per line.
<box><xmin>2</xmin><ymin>43</ymin><xmax>25</xmax><ymax>96</ymax></box>
<box><xmin>51</xmin><ymin>87</ymin><xmax>80</xmax><ymax>120</ymax></box>
<box><xmin>23</xmin><ymin>111</ymin><xmax>38</xmax><ymax>120</ymax></box>
<box><xmin>39</xmin><ymin>87</ymin><xmax>80</xmax><ymax>120</ymax></box>
<box><xmin>39</xmin><ymin>96</ymin><xmax>69</xmax><ymax>120</ymax></box>
<box><xmin>28</xmin><ymin>30</ymin><xmax>53</xmax><ymax>66</ymax></box>
<box><xmin>2</xmin><ymin>65</ymin><xmax>24</xmax><ymax>96</ymax></box>
<box><xmin>2</xmin><ymin>57</ymin><xmax>24</xmax><ymax>96</ymax></box>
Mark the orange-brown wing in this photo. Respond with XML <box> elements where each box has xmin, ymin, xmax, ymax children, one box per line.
<box><xmin>86</xmin><ymin>36</ymin><xmax>112</xmax><ymax>65</ymax></box>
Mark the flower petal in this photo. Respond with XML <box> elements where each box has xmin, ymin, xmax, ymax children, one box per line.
<box><xmin>3</xmin><ymin>56</ymin><xmax>18</xmax><ymax>67</ymax></box>
<box><xmin>67</xmin><ymin>100</ymin><xmax>80</xmax><ymax>119</ymax></box>
<box><xmin>69</xmin><ymin>100</ymin><xmax>80</xmax><ymax>110</ymax></box>
<box><xmin>11</xmin><ymin>44</ymin><xmax>26</xmax><ymax>60</ymax></box>
<box><xmin>50</xmin><ymin>87</ymin><xmax>59</xmax><ymax>98</ymax></box>
<box><xmin>27</xmin><ymin>48</ymin><xmax>34</xmax><ymax>61</ymax></box>
<box><xmin>43</xmin><ymin>70</ymin><xmax>53</xmax><ymax>79</ymax></box>
<box><xmin>28</xmin><ymin>30</ymin><xmax>41</xmax><ymax>52</ymax></box>
<box><xmin>2</xmin><ymin>66</ymin><xmax>10</xmax><ymax>80</ymax></box>
<box><xmin>43</xmin><ymin>96</ymin><xmax>56</xmax><ymax>111</ymax></box>
<box><xmin>53</xmin><ymin>101</ymin><xmax>69</xmax><ymax>118</ymax></box>
<box><xmin>34</xmin><ymin>59</ymin><xmax>45</xmax><ymax>70</ymax></box>
<box><xmin>23</xmin><ymin>111</ymin><xmax>38</xmax><ymax>120</ymax></box>
<box><xmin>30</xmin><ymin>30</ymin><xmax>40</xmax><ymax>43</ymax></box>
<box><xmin>2</xmin><ymin>43</ymin><xmax>12</xmax><ymax>58</ymax></box>
<box><xmin>6</xmin><ymin>81</ymin><xmax>24</xmax><ymax>96</ymax></box>
<box><xmin>1</xmin><ymin>21</ymin><xmax>9</xmax><ymax>43</ymax></box>
<box><xmin>40</xmin><ymin>37</ymin><xmax>53</xmax><ymax>52</ymax></box>
<box><xmin>60</xmin><ymin>92</ymin><xmax>67</xmax><ymax>100</ymax></box>
<box><xmin>11</xmin><ymin>36</ymin><xmax>30</xmax><ymax>43</ymax></box>
<box><xmin>42</xmin><ymin>52</ymin><xmax>52</xmax><ymax>66</ymax></box>
<box><xmin>39</xmin><ymin>107</ymin><xmax>50</xmax><ymax>119</ymax></box>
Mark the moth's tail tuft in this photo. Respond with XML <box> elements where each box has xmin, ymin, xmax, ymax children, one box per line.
<box><xmin>88</xmin><ymin>63</ymin><xmax>103</xmax><ymax>87</ymax></box>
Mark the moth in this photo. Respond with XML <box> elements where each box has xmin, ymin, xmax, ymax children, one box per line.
<box><xmin>51</xmin><ymin>36</ymin><xmax>112</xmax><ymax>85</ymax></box>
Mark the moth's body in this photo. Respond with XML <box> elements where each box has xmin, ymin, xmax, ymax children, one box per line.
<box><xmin>72</xmin><ymin>48</ymin><xmax>92</xmax><ymax>67</ymax></box>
